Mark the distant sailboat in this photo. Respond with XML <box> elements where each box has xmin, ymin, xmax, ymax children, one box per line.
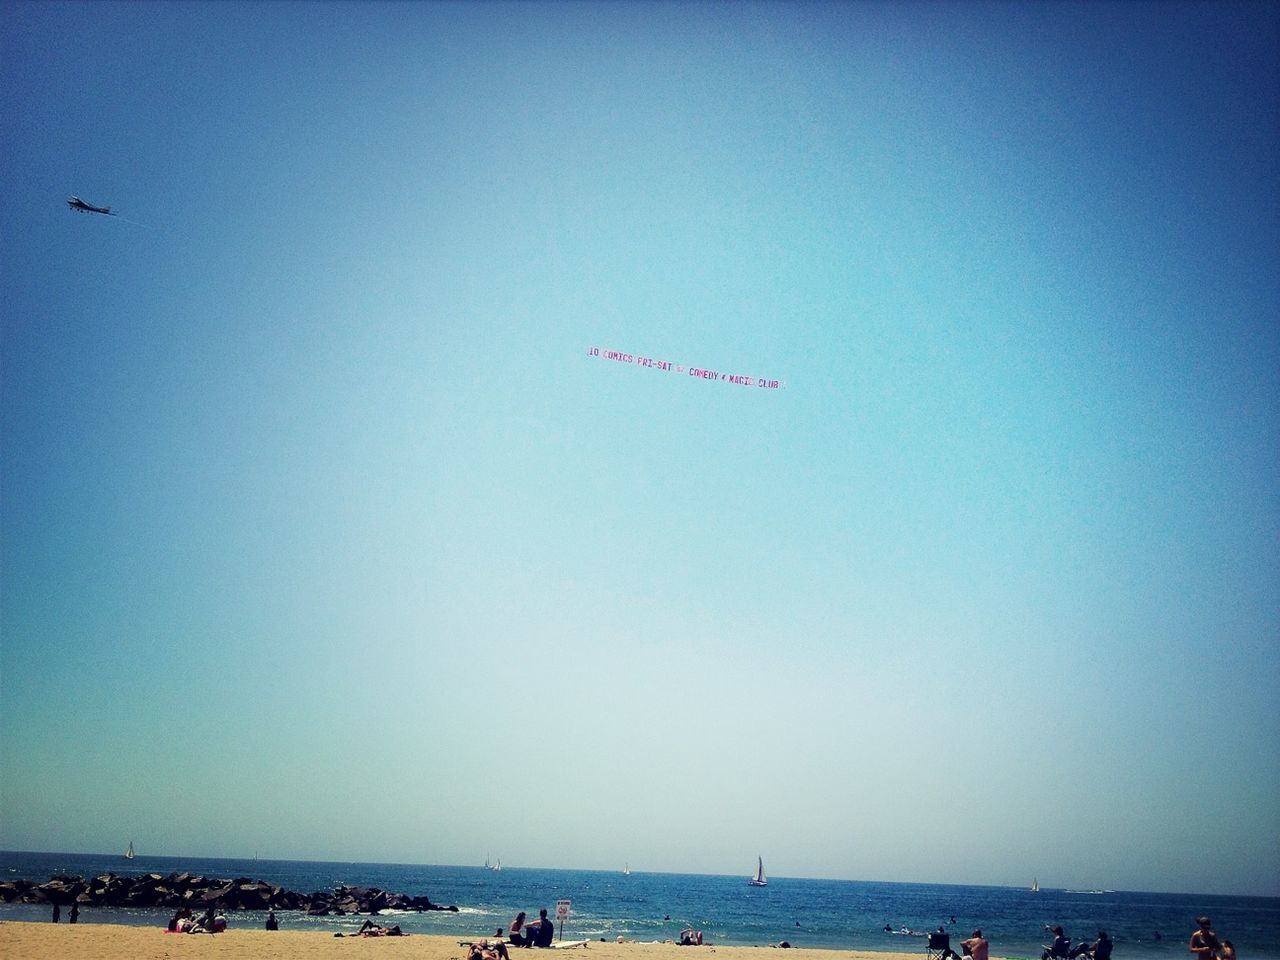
<box><xmin>748</xmin><ymin>856</ymin><xmax>767</xmax><ymax>886</ymax></box>
<box><xmin>490</xmin><ymin>859</ymin><xmax>502</xmax><ymax>871</ymax></box>
<box><xmin>124</xmin><ymin>841</ymin><xmax>135</xmax><ymax>860</ymax></box>
<box><xmin>1031</xmin><ymin>878</ymin><xmax>1040</xmax><ymax>893</ymax></box>
<box><xmin>623</xmin><ymin>863</ymin><xmax>631</xmax><ymax>876</ymax></box>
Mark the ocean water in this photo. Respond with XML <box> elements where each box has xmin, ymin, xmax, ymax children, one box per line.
<box><xmin>1</xmin><ymin>852</ymin><xmax>1275</xmax><ymax>960</ymax></box>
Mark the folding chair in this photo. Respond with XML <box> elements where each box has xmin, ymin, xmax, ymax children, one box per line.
<box><xmin>928</xmin><ymin>932</ymin><xmax>955</xmax><ymax>960</ymax></box>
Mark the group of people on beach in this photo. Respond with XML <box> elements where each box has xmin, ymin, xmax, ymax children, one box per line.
<box><xmin>49</xmin><ymin>903</ymin><xmax>79</xmax><ymax>923</ymax></box>
<box><xmin>132</xmin><ymin>902</ymin><xmax>1242</xmax><ymax>958</ymax></box>
<box><xmin>1038</xmin><ymin>917</ymin><xmax>1240</xmax><ymax>960</ymax></box>
<box><xmin>166</xmin><ymin>905</ymin><xmax>226</xmax><ymax>934</ymax></box>
<box><xmin>468</xmin><ymin>906</ymin><xmax>557</xmax><ymax>960</ymax></box>
<box><xmin>916</xmin><ymin>915</ymin><xmax>1240</xmax><ymax>960</ymax></box>
<box><xmin>1039</xmin><ymin>924</ymin><xmax>1114</xmax><ymax>960</ymax></box>
<box><xmin>507</xmin><ymin>908</ymin><xmax>557</xmax><ymax>948</ymax></box>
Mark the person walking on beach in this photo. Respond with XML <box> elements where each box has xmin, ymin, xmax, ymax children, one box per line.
<box><xmin>266</xmin><ymin>910</ymin><xmax>278</xmax><ymax>930</ymax></box>
<box><xmin>963</xmin><ymin>929</ymin><xmax>989</xmax><ymax>960</ymax></box>
<box><xmin>1190</xmin><ymin>917</ymin><xmax>1219</xmax><ymax>960</ymax></box>
<box><xmin>52</xmin><ymin>904</ymin><xmax>61</xmax><ymax>923</ymax></box>
<box><xmin>69</xmin><ymin>903</ymin><xmax>79</xmax><ymax>924</ymax></box>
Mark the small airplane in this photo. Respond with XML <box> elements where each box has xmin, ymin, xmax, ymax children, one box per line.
<box><xmin>67</xmin><ymin>196</ymin><xmax>114</xmax><ymax>216</ymax></box>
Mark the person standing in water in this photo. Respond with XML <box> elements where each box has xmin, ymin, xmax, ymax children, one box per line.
<box><xmin>1190</xmin><ymin>917</ymin><xmax>1219</xmax><ymax>960</ymax></box>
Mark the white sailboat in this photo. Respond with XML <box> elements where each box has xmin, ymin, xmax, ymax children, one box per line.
<box><xmin>748</xmin><ymin>856</ymin><xmax>767</xmax><ymax>886</ymax></box>
<box><xmin>1031</xmin><ymin>878</ymin><xmax>1040</xmax><ymax>893</ymax></box>
<box><xmin>623</xmin><ymin>863</ymin><xmax>631</xmax><ymax>876</ymax></box>
<box><xmin>124</xmin><ymin>841</ymin><xmax>135</xmax><ymax>860</ymax></box>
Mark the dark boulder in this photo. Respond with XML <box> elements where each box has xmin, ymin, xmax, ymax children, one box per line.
<box><xmin>5</xmin><ymin>871</ymin><xmax>460</xmax><ymax>916</ymax></box>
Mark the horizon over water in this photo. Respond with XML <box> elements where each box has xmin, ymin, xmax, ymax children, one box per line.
<box><xmin>2</xmin><ymin>851</ymin><xmax>1276</xmax><ymax>960</ymax></box>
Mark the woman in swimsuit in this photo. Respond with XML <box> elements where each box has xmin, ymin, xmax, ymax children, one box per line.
<box><xmin>510</xmin><ymin>912</ymin><xmax>530</xmax><ymax>946</ymax></box>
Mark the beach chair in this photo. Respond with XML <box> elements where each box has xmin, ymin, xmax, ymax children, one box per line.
<box><xmin>928</xmin><ymin>932</ymin><xmax>955</xmax><ymax>960</ymax></box>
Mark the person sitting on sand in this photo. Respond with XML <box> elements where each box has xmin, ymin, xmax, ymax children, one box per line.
<box><xmin>266</xmin><ymin>910</ymin><xmax>279</xmax><ymax>931</ymax></box>
<box><xmin>528</xmin><ymin>908</ymin><xmax>555</xmax><ymax>948</ymax></box>
<box><xmin>1070</xmin><ymin>932</ymin><xmax>1111</xmax><ymax>960</ymax></box>
<box><xmin>1044</xmin><ymin>926</ymin><xmax>1072</xmax><ymax>960</ymax></box>
<box><xmin>189</xmin><ymin>907</ymin><xmax>219</xmax><ymax>934</ymax></box>
<box><xmin>679</xmin><ymin>929</ymin><xmax>705</xmax><ymax>946</ymax></box>
<box><xmin>190</xmin><ymin>911</ymin><xmax>225</xmax><ymax>934</ymax></box>
<box><xmin>963</xmin><ymin>929</ymin><xmax>990</xmax><ymax>960</ymax></box>
<box><xmin>510</xmin><ymin>911</ymin><xmax>531</xmax><ymax>946</ymax></box>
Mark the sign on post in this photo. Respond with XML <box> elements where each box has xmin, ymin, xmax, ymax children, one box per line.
<box><xmin>555</xmin><ymin>900</ymin><xmax>571</xmax><ymax>941</ymax></box>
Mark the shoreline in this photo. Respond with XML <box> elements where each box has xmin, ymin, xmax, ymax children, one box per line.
<box><xmin>0</xmin><ymin>923</ymin><xmax>998</xmax><ymax>960</ymax></box>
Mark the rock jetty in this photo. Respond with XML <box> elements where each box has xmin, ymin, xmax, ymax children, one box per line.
<box><xmin>0</xmin><ymin>872</ymin><xmax>460</xmax><ymax>915</ymax></box>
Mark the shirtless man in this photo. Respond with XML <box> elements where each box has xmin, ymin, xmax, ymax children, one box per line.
<box><xmin>1190</xmin><ymin>917</ymin><xmax>1219</xmax><ymax>960</ymax></box>
<box><xmin>963</xmin><ymin>930</ymin><xmax>990</xmax><ymax>960</ymax></box>
<box><xmin>470</xmin><ymin>940</ymin><xmax>511</xmax><ymax>960</ymax></box>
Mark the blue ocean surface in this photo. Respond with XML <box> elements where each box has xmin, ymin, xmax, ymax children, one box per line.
<box><xmin>1</xmin><ymin>852</ymin><xmax>1275</xmax><ymax>960</ymax></box>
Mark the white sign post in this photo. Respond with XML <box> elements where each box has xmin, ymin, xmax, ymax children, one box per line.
<box><xmin>555</xmin><ymin>900</ymin><xmax>571</xmax><ymax>942</ymax></box>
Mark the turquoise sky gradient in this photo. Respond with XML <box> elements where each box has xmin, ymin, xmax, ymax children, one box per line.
<box><xmin>2</xmin><ymin>2</ymin><xmax>1277</xmax><ymax>896</ymax></box>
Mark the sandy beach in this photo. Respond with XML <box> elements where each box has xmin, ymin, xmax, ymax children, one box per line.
<box><xmin>0</xmin><ymin>924</ymin><xmax>978</xmax><ymax>960</ymax></box>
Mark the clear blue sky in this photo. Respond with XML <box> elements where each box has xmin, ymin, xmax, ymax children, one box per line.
<box><xmin>2</xmin><ymin>1</ymin><xmax>1277</xmax><ymax>896</ymax></box>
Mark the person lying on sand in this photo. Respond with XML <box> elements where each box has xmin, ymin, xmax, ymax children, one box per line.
<box><xmin>470</xmin><ymin>939</ymin><xmax>512</xmax><ymax>960</ymax></box>
<box><xmin>354</xmin><ymin>919</ymin><xmax>406</xmax><ymax>937</ymax></box>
